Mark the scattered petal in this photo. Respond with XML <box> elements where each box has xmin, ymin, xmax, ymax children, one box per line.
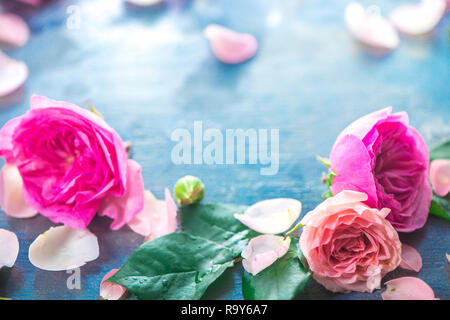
<box><xmin>345</xmin><ymin>2</ymin><xmax>399</xmax><ymax>51</ymax></box>
<box><xmin>29</xmin><ymin>226</ymin><xmax>99</xmax><ymax>271</ymax></box>
<box><xmin>0</xmin><ymin>164</ymin><xmax>37</xmax><ymax>218</ymax></box>
<box><xmin>0</xmin><ymin>51</ymin><xmax>28</xmax><ymax>97</ymax></box>
<box><xmin>429</xmin><ymin>159</ymin><xmax>450</xmax><ymax>197</ymax></box>
<box><xmin>399</xmin><ymin>243</ymin><xmax>422</xmax><ymax>272</ymax></box>
<box><xmin>0</xmin><ymin>229</ymin><xmax>19</xmax><ymax>268</ymax></box>
<box><xmin>382</xmin><ymin>277</ymin><xmax>439</xmax><ymax>300</ymax></box>
<box><xmin>204</xmin><ymin>24</ymin><xmax>258</xmax><ymax>64</ymax></box>
<box><xmin>235</xmin><ymin>198</ymin><xmax>301</xmax><ymax>234</ymax></box>
<box><xmin>100</xmin><ymin>269</ymin><xmax>127</xmax><ymax>300</ymax></box>
<box><xmin>389</xmin><ymin>0</ymin><xmax>446</xmax><ymax>36</ymax></box>
<box><xmin>128</xmin><ymin>188</ymin><xmax>177</xmax><ymax>241</ymax></box>
<box><xmin>0</xmin><ymin>13</ymin><xmax>30</xmax><ymax>48</ymax></box>
<box><xmin>242</xmin><ymin>235</ymin><xmax>291</xmax><ymax>275</ymax></box>
<box><xmin>446</xmin><ymin>253</ymin><xmax>450</xmax><ymax>263</ymax></box>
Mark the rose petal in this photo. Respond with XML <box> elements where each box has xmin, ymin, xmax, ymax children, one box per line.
<box><xmin>381</xmin><ymin>277</ymin><xmax>439</xmax><ymax>300</ymax></box>
<box><xmin>0</xmin><ymin>51</ymin><xmax>28</xmax><ymax>97</ymax></box>
<box><xmin>98</xmin><ymin>159</ymin><xmax>145</xmax><ymax>230</ymax></box>
<box><xmin>389</xmin><ymin>0</ymin><xmax>447</xmax><ymax>36</ymax></box>
<box><xmin>128</xmin><ymin>188</ymin><xmax>178</xmax><ymax>241</ymax></box>
<box><xmin>0</xmin><ymin>13</ymin><xmax>30</xmax><ymax>48</ymax></box>
<box><xmin>0</xmin><ymin>229</ymin><xmax>19</xmax><ymax>268</ymax></box>
<box><xmin>345</xmin><ymin>2</ymin><xmax>399</xmax><ymax>50</ymax></box>
<box><xmin>234</xmin><ymin>198</ymin><xmax>301</xmax><ymax>234</ymax></box>
<box><xmin>399</xmin><ymin>243</ymin><xmax>422</xmax><ymax>272</ymax></box>
<box><xmin>429</xmin><ymin>159</ymin><xmax>450</xmax><ymax>197</ymax></box>
<box><xmin>29</xmin><ymin>226</ymin><xmax>99</xmax><ymax>271</ymax></box>
<box><xmin>0</xmin><ymin>164</ymin><xmax>37</xmax><ymax>218</ymax></box>
<box><xmin>204</xmin><ymin>24</ymin><xmax>258</xmax><ymax>64</ymax></box>
<box><xmin>100</xmin><ymin>269</ymin><xmax>127</xmax><ymax>300</ymax></box>
<box><xmin>446</xmin><ymin>253</ymin><xmax>450</xmax><ymax>263</ymax></box>
<box><xmin>242</xmin><ymin>235</ymin><xmax>291</xmax><ymax>275</ymax></box>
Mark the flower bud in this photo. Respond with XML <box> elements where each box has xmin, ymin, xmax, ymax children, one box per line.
<box><xmin>173</xmin><ymin>175</ymin><xmax>204</xmax><ymax>206</ymax></box>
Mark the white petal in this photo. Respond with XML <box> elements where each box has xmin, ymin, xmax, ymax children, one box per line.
<box><xmin>0</xmin><ymin>51</ymin><xmax>28</xmax><ymax>97</ymax></box>
<box><xmin>0</xmin><ymin>229</ymin><xmax>19</xmax><ymax>268</ymax></box>
<box><xmin>235</xmin><ymin>198</ymin><xmax>301</xmax><ymax>234</ymax></box>
<box><xmin>0</xmin><ymin>13</ymin><xmax>30</xmax><ymax>49</ymax></box>
<box><xmin>0</xmin><ymin>164</ymin><xmax>37</xmax><ymax>218</ymax></box>
<box><xmin>389</xmin><ymin>0</ymin><xmax>446</xmax><ymax>36</ymax></box>
<box><xmin>345</xmin><ymin>2</ymin><xmax>399</xmax><ymax>50</ymax></box>
<box><xmin>29</xmin><ymin>226</ymin><xmax>99</xmax><ymax>271</ymax></box>
<box><xmin>242</xmin><ymin>235</ymin><xmax>291</xmax><ymax>275</ymax></box>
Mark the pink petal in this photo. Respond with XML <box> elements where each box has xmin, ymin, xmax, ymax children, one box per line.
<box><xmin>0</xmin><ymin>164</ymin><xmax>37</xmax><ymax>218</ymax></box>
<box><xmin>345</xmin><ymin>2</ymin><xmax>399</xmax><ymax>51</ymax></box>
<box><xmin>100</xmin><ymin>269</ymin><xmax>127</xmax><ymax>300</ymax></box>
<box><xmin>0</xmin><ymin>14</ymin><xmax>30</xmax><ymax>48</ymax></box>
<box><xmin>128</xmin><ymin>188</ymin><xmax>178</xmax><ymax>241</ymax></box>
<box><xmin>0</xmin><ymin>228</ymin><xmax>19</xmax><ymax>268</ymax></box>
<box><xmin>446</xmin><ymin>253</ymin><xmax>449</xmax><ymax>263</ymax></box>
<box><xmin>399</xmin><ymin>243</ymin><xmax>422</xmax><ymax>272</ymax></box>
<box><xmin>0</xmin><ymin>51</ymin><xmax>28</xmax><ymax>97</ymax></box>
<box><xmin>98</xmin><ymin>159</ymin><xmax>145</xmax><ymax>230</ymax></box>
<box><xmin>382</xmin><ymin>277</ymin><xmax>439</xmax><ymax>300</ymax></box>
<box><xmin>204</xmin><ymin>24</ymin><xmax>258</xmax><ymax>64</ymax></box>
<box><xmin>234</xmin><ymin>198</ymin><xmax>301</xmax><ymax>234</ymax></box>
<box><xmin>242</xmin><ymin>235</ymin><xmax>291</xmax><ymax>275</ymax></box>
<box><xmin>429</xmin><ymin>159</ymin><xmax>450</xmax><ymax>197</ymax></box>
<box><xmin>389</xmin><ymin>0</ymin><xmax>447</xmax><ymax>36</ymax></box>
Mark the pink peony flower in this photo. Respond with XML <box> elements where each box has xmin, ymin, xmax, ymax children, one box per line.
<box><xmin>299</xmin><ymin>190</ymin><xmax>402</xmax><ymax>293</ymax></box>
<box><xmin>329</xmin><ymin>107</ymin><xmax>432</xmax><ymax>232</ymax></box>
<box><xmin>0</xmin><ymin>95</ymin><xmax>144</xmax><ymax>229</ymax></box>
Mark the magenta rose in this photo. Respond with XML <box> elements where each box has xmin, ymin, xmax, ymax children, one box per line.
<box><xmin>299</xmin><ymin>190</ymin><xmax>402</xmax><ymax>293</ymax></box>
<box><xmin>0</xmin><ymin>95</ymin><xmax>144</xmax><ymax>229</ymax></box>
<box><xmin>329</xmin><ymin>107</ymin><xmax>432</xmax><ymax>232</ymax></box>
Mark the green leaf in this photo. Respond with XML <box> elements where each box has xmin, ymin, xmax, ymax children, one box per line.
<box><xmin>242</xmin><ymin>241</ymin><xmax>311</xmax><ymax>300</ymax></box>
<box><xmin>429</xmin><ymin>140</ymin><xmax>450</xmax><ymax>161</ymax></box>
<box><xmin>430</xmin><ymin>196</ymin><xmax>450</xmax><ymax>221</ymax></box>
<box><xmin>108</xmin><ymin>232</ymin><xmax>234</xmax><ymax>300</ymax></box>
<box><xmin>180</xmin><ymin>203</ymin><xmax>258</xmax><ymax>257</ymax></box>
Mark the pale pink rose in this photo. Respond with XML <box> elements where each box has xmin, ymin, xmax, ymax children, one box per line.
<box><xmin>330</xmin><ymin>107</ymin><xmax>432</xmax><ymax>232</ymax></box>
<box><xmin>242</xmin><ymin>235</ymin><xmax>291</xmax><ymax>275</ymax></box>
<box><xmin>204</xmin><ymin>25</ymin><xmax>258</xmax><ymax>64</ymax></box>
<box><xmin>299</xmin><ymin>190</ymin><xmax>402</xmax><ymax>293</ymax></box>
<box><xmin>0</xmin><ymin>95</ymin><xmax>144</xmax><ymax>229</ymax></box>
<box><xmin>100</xmin><ymin>269</ymin><xmax>127</xmax><ymax>300</ymax></box>
<box><xmin>429</xmin><ymin>159</ymin><xmax>450</xmax><ymax>197</ymax></box>
<box><xmin>381</xmin><ymin>277</ymin><xmax>439</xmax><ymax>300</ymax></box>
<box><xmin>128</xmin><ymin>188</ymin><xmax>178</xmax><ymax>241</ymax></box>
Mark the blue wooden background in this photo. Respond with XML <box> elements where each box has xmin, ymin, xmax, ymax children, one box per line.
<box><xmin>0</xmin><ymin>0</ymin><xmax>449</xmax><ymax>300</ymax></box>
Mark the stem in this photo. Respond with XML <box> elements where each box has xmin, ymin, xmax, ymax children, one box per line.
<box><xmin>284</xmin><ymin>222</ymin><xmax>304</xmax><ymax>239</ymax></box>
<box><xmin>232</xmin><ymin>257</ymin><xmax>243</xmax><ymax>264</ymax></box>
